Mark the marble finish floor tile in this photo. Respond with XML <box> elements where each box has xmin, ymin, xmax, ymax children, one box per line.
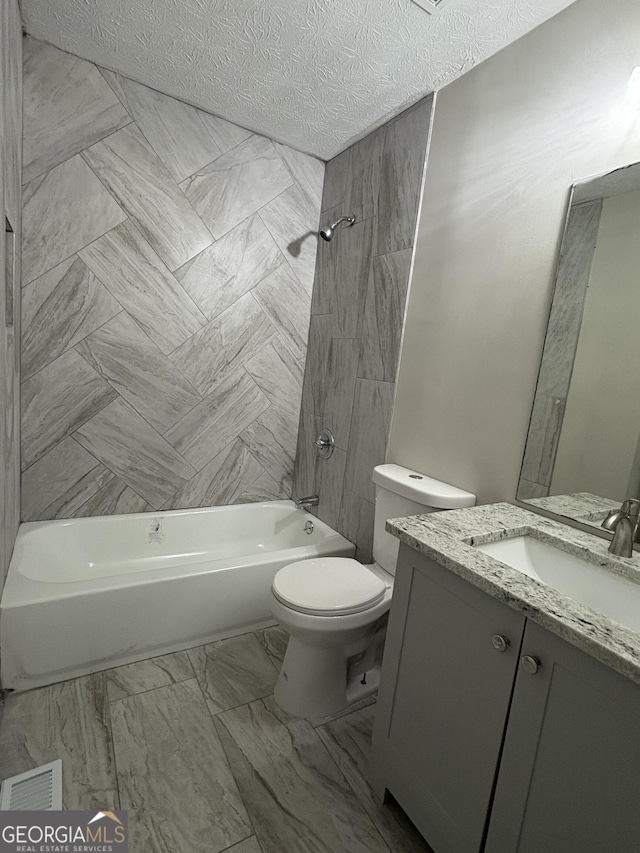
<box><xmin>188</xmin><ymin>632</ymin><xmax>279</xmax><ymax>715</ymax></box>
<box><xmin>181</xmin><ymin>135</ymin><xmax>293</xmax><ymax>239</ymax></box>
<box><xmin>21</xmin><ymin>348</ymin><xmax>117</xmax><ymax>469</ymax></box>
<box><xmin>169</xmin><ymin>293</ymin><xmax>276</xmax><ymax>398</ymax></box>
<box><xmin>22</xmin><ymin>154</ymin><xmax>127</xmax><ymax>283</ymax></box>
<box><xmin>344</xmin><ymin>379</ymin><xmax>395</xmax><ymax>504</ymax></box>
<box><xmin>0</xmin><ymin>674</ymin><xmax>118</xmax><ymax>810</ymax></box>
<box><xmin>23</xmin><ymin>38</ymin><xmax>131</xmax><ymax>183</ymax></box>
<box><xmin>253</xmin><ymin>264</ymin><xmax>311</xmax><ymax>362</ymax></box>
<box><xmin>165</xmin><ymin>439</ymin><xmax>264</xmax><ymax>509</ymax></box>
<box><xmin>359</xmin><ymin>249</ymin><xmax>412</xmax><ymax>382</ymax></box>
<box><xmin>76</xmin><ymin>311</ymin><xmax>202</xmax><ymax>434</ymax></box>
<box><xmin>21</xmin><ymin>435</ymin><xmax>112</xmax><ymax>521</ymax></box>
<box><xmin>22</xmin><ymin>256</ymin><xmax>122</xmax><ymax>380</ymax></box>
<box><xmin>317</xmin><ymin>706</ymin><xmax>432</xmax><ymax>852</ymax></box>
<box><xmin>106</xmin><ymin>651</ymin><xmax>194</xmax><ymax>701</ymax></box>
<box><xmin>255</xmin><ymin>625</ymin><xmax>289</xmax><ymax>671</ymax></box>
<box><xmin>214</xmin><ymin>696</ymin><xmax>388</xmax><ymax>853</ymax></box>
<box><xmin>165</xmin><ymin>370</ymin><xmax>271</xmax><ymax>471</ymax></box>
<box><xmin>175</xmin><ymin>214</ymin><xmax>285</xmax><ymax>321</ymax></box>
<box><xmin>83</xmin><ymin>124</ymin><xmax>213</xmax><ymax>270</ymax></box>
<box><xmin>74</xmin><ymin>398</ymin><xmax>197</xmax><ymax>508</ymax></box>
<box><xmin>74</xmin><ymin>477</ymin><xmax>151</xmax><ymax>517</ymax></box>
<box><xmin>80</xmin><ymin>220</ymin><xmax>207</xmax><ymax>355</ymax></box>
<box><xmin>101</xmin><ymin>70</ymin><xmax>225</xmax><ymax>183</ymax></box>
<box><xmin>259</xmin><ymin>183</ymin><xmax>320</xmax><ymax>294</ymax></box>
<box><xmin>111</xmin><ymin>679</ymin><xmax>251</xmax><ymax>853</ymax></box>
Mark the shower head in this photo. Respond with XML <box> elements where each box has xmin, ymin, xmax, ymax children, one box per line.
<box><xmin>319</xmin><ymin>215</ymin><xmax>355</xmax><ymax>241</ymax></box>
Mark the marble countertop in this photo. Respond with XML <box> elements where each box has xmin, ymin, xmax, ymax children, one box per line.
<box><xmin>387</xmin><ymin>503</ymin><xmax>640</xmax><ymax>686</ymax></box>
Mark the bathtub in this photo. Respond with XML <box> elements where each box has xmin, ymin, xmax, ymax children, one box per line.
<box><xmin>0</xmin><ymin>501</ymin><xmax>354</xmax><ymax>692</ymax></box>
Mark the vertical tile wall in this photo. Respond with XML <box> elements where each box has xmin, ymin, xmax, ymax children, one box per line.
<box><xmin>1</xmin><ymin>0</ymin><xmax>22</xmax><ymax>589</ymax></box>
<box><xmin>20</xmin><ymin>37</ymin><xmax>324</xmax><ymax>521</ymax></box>
<box><xmin>293</xmin><ymin>96</ymin><xmax>434</xmax><ymax>560</ymax></box>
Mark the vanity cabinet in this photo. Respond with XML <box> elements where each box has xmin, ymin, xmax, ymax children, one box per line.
<box><xmin>369</xmin><ymin>545</ymin><xmax>526</xmax><ymax>853</ymax></box>
<box><xmin>369</xmin><ymin>545</ymin><xmax>640</xmax><ymax>853</ymax></box>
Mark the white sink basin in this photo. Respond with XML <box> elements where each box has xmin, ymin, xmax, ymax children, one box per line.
<box><xmin>475</xmin><ymin>536</ymin><xmax>640</xmax><ymax>633</ymax></box>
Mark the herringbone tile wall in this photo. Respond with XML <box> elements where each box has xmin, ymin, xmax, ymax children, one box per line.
<box><xmin>20</xmin><ymin>36</ymin><xmax>323</xmax><ymax>521</ymax></box>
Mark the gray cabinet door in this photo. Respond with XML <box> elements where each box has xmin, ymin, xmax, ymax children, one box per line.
<box><xmin>485</xmin><ymin>620</ymin><xmax>640</xmax><ymax>853</ymax></box>
<box><xmin>369</xmin><ymin>546</ymin><xmax>526</xmax><ymax>853</ymax></box>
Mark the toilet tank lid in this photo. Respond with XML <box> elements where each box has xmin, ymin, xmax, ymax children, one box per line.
<box><xmin>372</xmin><ymin>464</ymin><xmax>476</xmax><ymax>508</ymax></box>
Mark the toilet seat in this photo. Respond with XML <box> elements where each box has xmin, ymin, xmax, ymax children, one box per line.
<box><xmin>272</xmin><ymin>558</ymin><xmax>387</xmax><ymax>616</ymax></box>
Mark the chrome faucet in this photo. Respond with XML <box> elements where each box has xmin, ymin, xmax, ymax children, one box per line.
<box><xmin>601</xmin><ymin>499</ymin><xmax>640</xmax><ymax>558</ymax></box>
<box><xmin>294</xmin><ymin>495</ymin><xmax>319</xmax><ymax>509</ymax></box>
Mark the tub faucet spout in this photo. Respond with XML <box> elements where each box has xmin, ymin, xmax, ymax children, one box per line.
<box><xmin>295</xmin><ymin>495</ymin><xmax>319</xmax><ymax>509</ymax></box>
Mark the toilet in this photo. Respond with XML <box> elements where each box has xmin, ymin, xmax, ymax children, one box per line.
<box><xmin>271</xmin><ymin>464</ymin><xmax>476</xmax><ymax>718</ymax></box>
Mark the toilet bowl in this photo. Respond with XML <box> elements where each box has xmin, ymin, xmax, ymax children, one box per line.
<box><xmin>271</xmin><ymin>464</ymin><xmax>476</xmax><ymax>719</ymax></box>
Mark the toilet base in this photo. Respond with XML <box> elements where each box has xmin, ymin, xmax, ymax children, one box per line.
<box><xmin>274</xmin><ymin>635</ymin><xmax>381</xmax><ymax>719</ymax></box>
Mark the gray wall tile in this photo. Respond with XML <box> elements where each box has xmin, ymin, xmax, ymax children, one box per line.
<box><xmin>83</xmin><ymin>124</ymin><xmax>213</xmax><ymax>270</ymax></box>
<box><xmin>74</xmin><ymin>477</ymin><xmax>151</xmax><ymax>517</ymax></box>
<box><xmin>181</xmin><ymin>135</ymin><xmax>293</xmax><ymax>239</ymax></box>
<box><xmin>376</xmin><ymin>97</ymin><xmax>433</xmax><ymax>255</ymax></box>
<box><xmin>79</xmin><ymin>219</ymin><xmax>208</xmax><ymax>355</ymax></box>
<box><xmin>75</xmin><ymin>312</ymin><xmax>202</xmax><ymax>434</ymax></box>
<box><xmin>169</xmin><ymin>291</ymin><xmax>277</xmax><ymax>397</ymax></box>
<box><xmin>23</xmin><ymin>38</ymin><xmax>130</xmax><ymax>183</ymax></box>
<box><xmin>22</xmin><ymin>256</ymin><xmax>122</xmax><ymax>380</ymax></box>
<box><xmin>22</xmin><ymin>349</ymin><xmax>117</xmax><ymax>469</ymax></box>
<box><xmin>101</xmin><ymin>70</ymin><xmax>225</xmax><ymax>182</ymax></box>
<box><xmin>323</xmin><ymin>338</ymin><xmax>360</xmax><ymax>451</ymax></box>
<box><xmin>165</xmin><ymin>371</ymin><xmax>271</xmax><ymax>471</ymax></box>
<box><xmin>175</xmin><ymin>214</ymin><xmax>284</xmax><ymax>321</ymax></box>
<box><xmin>359</xmin><ymin>249</ymin><xmax>413</xmax><ymax>382</ymax></box>
<box><xmin>344</xmin><ymin>379</ymin><xmax>395</xmax><ymax>503</ymax></box>
<box><xmin>347</xmin><ymin>127</ymin><xmax>385</xmax><ymax>223</ymax></box>
<box><xmin>74</xmin><ymin>398</ymin><xmax>197</xmax><ymax>508</ymax></box>
<box><xmin>20</xmin><ymin>40</ymin><xmax>323</xmax><ymax>519</ymax></box>
<box><xmin>253</xmin><ymin>264</ymin><xmax>311</xmax><ymax>361</ymax></box>
<box><xmin>21</xmin><ymin>435</ymin><xmax>111</xmax><ymax>521</ymax></box>
<box><xmin>293</xmin><ymin>104</ymin><xmax>431</xmax><ymax>556</ymax></box>
<box><xmin>22</xmin><ymin>154</ymin><xmax>127</xmax><ymax>283</ymax></box>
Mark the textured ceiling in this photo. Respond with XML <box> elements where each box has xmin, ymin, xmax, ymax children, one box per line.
<box><xmin>19</xmin><ymin>0</ymin><xmax>576</xmax><ymax>159</ymax></box>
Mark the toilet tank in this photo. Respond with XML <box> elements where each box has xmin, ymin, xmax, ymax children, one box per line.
<box><xmin>372</xmin><ymin>464</ymin><xmax>475</xmax><ymax>576</ymax></box>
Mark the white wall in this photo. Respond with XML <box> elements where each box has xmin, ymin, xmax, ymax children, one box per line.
<box><xmin>551</xmin><ymin>189</ymin><xmax>640</xmax><ymax>500</ymax></box>
<box><xmin>388</xmin><ymin>0</ymin><xmax>640</xmax><ymax>504</ymax></box>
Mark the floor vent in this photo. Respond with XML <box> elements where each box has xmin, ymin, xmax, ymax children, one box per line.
<box><xmin>0</xmin><ymin>760</ymin><xmax>62</xmax><ymax>810</ymax></box>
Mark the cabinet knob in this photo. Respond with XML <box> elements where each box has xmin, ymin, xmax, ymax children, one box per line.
<box><xmin>520</xmin><ymin>655</ymin><xmax>541</xmax><ymax>674</ymax></box>
<box><xmin>491</xmin><ymin>634</ymin><xmax>510</xmax><ymax>653</ymax></box>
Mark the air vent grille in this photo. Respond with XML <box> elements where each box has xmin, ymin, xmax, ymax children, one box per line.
<box><xmin>0</xmin><ymin>760</ymin><xmax>62</xmax><ymax>811</ymax></box>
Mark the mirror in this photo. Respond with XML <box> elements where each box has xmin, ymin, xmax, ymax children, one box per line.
<box><xmin>518</xmin><ymin>161</ymin><xmax>640</xmax><ymax>528</ymax></box>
